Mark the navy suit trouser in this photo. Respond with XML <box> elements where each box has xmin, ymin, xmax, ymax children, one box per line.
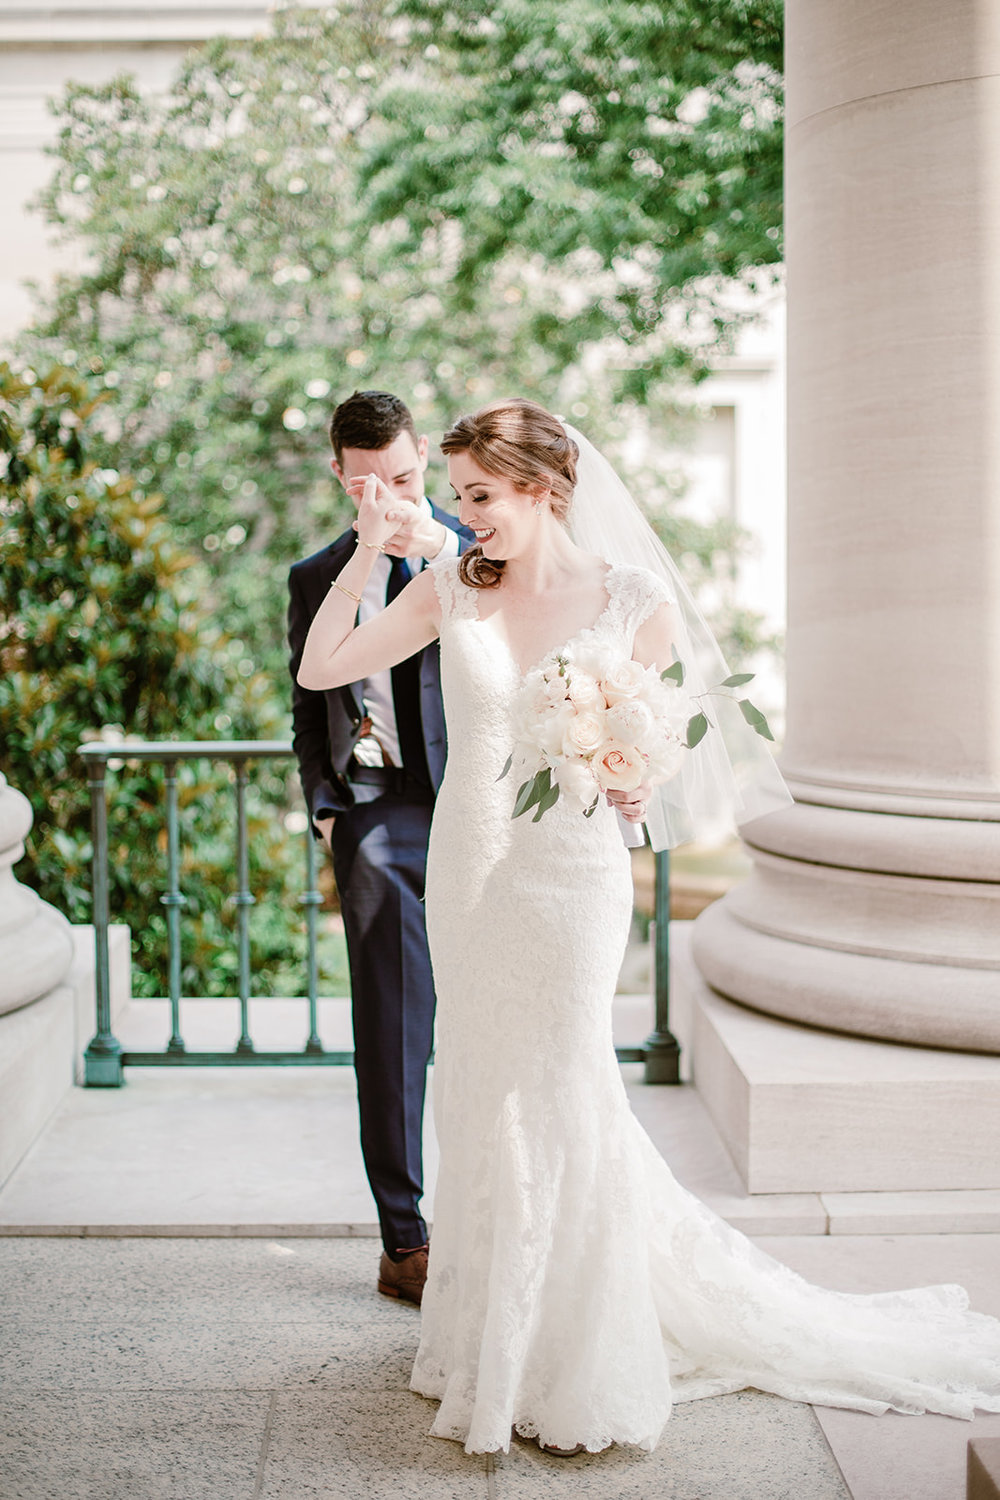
<box><xmin>330</xmin><ymin>785</ymin><xmax>435</xmax><ymax>1256</ymax></box>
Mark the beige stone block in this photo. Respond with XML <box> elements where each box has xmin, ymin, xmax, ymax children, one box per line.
<box><xmin>677</xmin><ymin>930</ymin><xmax>1000</xmax><ymax>1193</ymax></box>
<box><xmin>969</xmin><ymin>1438</ymin><xmax>1000</xmax><ymax>1500</ymax></box>
<box><xmin>0</xmin><ymin>983</ymin><xmax>75</xmax><ymax>1188</ymax></box>
<box><xmin>822</xmin><ymin>1190</ymin><xmax>1000</xmax><ymax>1236</ymax></box>
<box><xmin>0</xmin><ymin>924</ymin><xmax>131</xmax><ymax>1188</ymax></box>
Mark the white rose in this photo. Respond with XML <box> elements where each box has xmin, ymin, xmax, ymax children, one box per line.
<box><xmin>537</xmin><ymin>699</ymin><xmax>578</xmax><ymax>762</ymax></box>
<box><xmin>604</xmin><ymin>698</ymin><xmax>656</xmax><ymax>749</ymax></box>
<box><xmin>592</xmin><ymin>738</ymin><xmax>649</xmax><ymax>793</ymax></box>
<box><xmin>566</xmin><ymin>669</ymin><xmax>603</xmax><ymax>712</ymax></box>
<box><xmin>540</xmin><ymin>673</ymin><xmax>568</xmax><ymax>708</ymax></box>
<box><xmin>653</xmin><ymin>679</ymin><xmax>694</xmax><ymax>733</ymax></box>
<box><xmin>561</xmin><ymin>709</ymin><xmax>606</xmax><ymax>759</ymax></box>
<box><xmin>566</xmin><ymin>639</ymin><xmax>615</xmax><ymax>681</ymax></box>
<box><xmin>556</xmin><ymin>759</ymin><xmax>600</xmax><ymax>811</ymax></box>
<box><xmin>646</xmin><ymin>735</ymin><xmax>686</xmax><ymax>783</ymax></box>
<box><xmin>600</xmin><ymin>658</ymin><xmax>647</xmax><ymax>706</ymax></box>
<box><xmin>511</xmin><ymin>695</ymin><xmax>549</xmax><ymax>752</ymax></box>
<box><xmin>521</xmin><ymin>666</ymin><xmax>566</xmax><ymax>711</ymax></box>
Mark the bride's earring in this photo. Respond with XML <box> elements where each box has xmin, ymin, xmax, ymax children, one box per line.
<box><xmin>534</xmin><ymin>500</ymin><xmax>543</xmax><ymax>516</ymax></box>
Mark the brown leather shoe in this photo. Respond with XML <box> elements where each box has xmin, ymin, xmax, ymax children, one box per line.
<box><xmin>377</xmin><ymin>1247</ymin><xmax>428</xmax><ymax>1306</ymax></box>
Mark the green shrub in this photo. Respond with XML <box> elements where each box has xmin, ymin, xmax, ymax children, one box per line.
<box><xmin>0</xmin><ymin>360</ymin><xmax>342</xmax><ymax>1000</ymax></box>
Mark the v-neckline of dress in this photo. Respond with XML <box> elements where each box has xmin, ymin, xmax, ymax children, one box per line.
<box><xmin>472</xmin><ymin>564</ymin><xmax>619</xmax><ymax>681</ymax></box>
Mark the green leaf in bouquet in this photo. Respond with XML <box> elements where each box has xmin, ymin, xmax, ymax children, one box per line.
<box><xmin>497</xmin><ymin>753</ymin><xmax>513</xmax><ymax>782</ymax></box>
<box><xmin>583</xmin><ymin>794</ymin><xmax>600</xmax><ymax>819</ymax></box>
<box><xmin>661</xmin><ymin>660</ymin><xmax>685</xmax><ymax>686</ymax></box>
<box><xmin>686</xmin><ymin>711</ymin><xmax>709</xmax><ymax>748</ymax></box>
<box><xmin>512</xmin><ymin>777</ymin><xmax>537</xmax><ymax>818</ymax></box>
<box><xmin>532</xmin><ymin>780</ymin><xmax>561</xmax><ymax>822</ymax></box>
<box><xmin>738</xmin><ymin>698</ymin><xmax>775</xmax><ymax>741</ymax></box>
<box><xmin>512</xmin><ymin>766</ymin><xmax>551</xmax><ymax>819</ymax></box>
<box><xmin>721</xmin><ymin>672</ymin><xmax>755</xmax><ymax>687</ymax></box>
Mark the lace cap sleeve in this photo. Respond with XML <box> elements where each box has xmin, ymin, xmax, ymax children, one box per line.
<box><xmin>429</xmin><ymin>555</ymin><xmax>478</xmax><ymax>623</ymax></box>
<box><xmin>608</xmin><ymin>564</ymin><xmax>676</xmax><ymax>639</ymax></box>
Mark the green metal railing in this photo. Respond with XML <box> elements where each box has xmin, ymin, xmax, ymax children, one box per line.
<box><xmin>80</xmin><ymin>739</ymin><xmax>680</xmax><ymax>1086</ymax></box>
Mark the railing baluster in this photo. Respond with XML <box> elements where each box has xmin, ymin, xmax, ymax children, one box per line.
<box><xmin>83</xmin><ymin>756</ymin><xmax>124</xmax><ymax>1086</ymax></box>
<box><xmin>643</xmin><ymin>848</ymin><xmax>682</xmax><ymax>1084</ymax></box>
<box><xmin>233</xmin><ymin>759</ymin><xmax>255</xmax><ymax>1054</ymax></box>
<box><xmin>302</xmin><ymin>826</ymin><xmax>323</xmax><ymax>1054</ymax></box>
<box><xmin>79</xmin><ymin>742</ymin><xmax>675</xmax><ymax>1080</ymax></box>
<box><xmin>161</xmin><ymin>758</ymin><xmax>186</xmax><ymax>1054</ymax></box>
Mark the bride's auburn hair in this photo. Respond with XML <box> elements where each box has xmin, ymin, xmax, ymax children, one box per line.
<box><xmin>441</xmin><ymin>398</ymin><xmax>579</xmax><ymax>589</ymax></box>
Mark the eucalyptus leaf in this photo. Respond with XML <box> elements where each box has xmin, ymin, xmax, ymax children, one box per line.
<box><xmin>739</xmin><ymin>698</ymin><xmax>775</xmax><ymax>741</ymax></box>
<box><xmin>512</xmin><ymin>766</ymin><xmax>552</xmax><ymax>819</ymax></box>
<box><xmin>686</xmin><ymin>711</ymin><xmax>709</xmax><ymax>749</ymax></box>
<box><xmin>721</xmin><ymin>672</ymin><xmax>754</xmax><ymax>687</ymax></box>
<box><xmin>583</xmin><ymin>794</ymin><xmax>600</xmax><ymax>819</ymax></box>
<box><xmin>661</xmin><ymin>660</ymin><xmax>685</xmax><ymax>686</ymax></box>
<box><xmin>532</xmin><ymin>781</ymin><xmax>561</xmax><ymax>822</ymax></box>
<box><xmin>512</xmin><ymin>776</ymin><xmax>539</xmax><ymax>819</ymax></box>
<box><xmin>496</xmin><ymin>753</ymin><xmax>513</xmax><ymax>782</ymax></box>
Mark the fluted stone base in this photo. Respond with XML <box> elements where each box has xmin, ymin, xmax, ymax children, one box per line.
<box><xmin>693</xmin><ymin>802</ymin><xmax>1000</xmax><ymax>1053</ymax></box>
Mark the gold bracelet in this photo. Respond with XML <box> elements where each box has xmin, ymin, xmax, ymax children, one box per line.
<box><xmin>331</xmin><ymin>580</ymin><xmax>362</xmax><ymax>603</ymax></box>
<box><xmin>357</xmin><ymin>539</ymin><xmax>385</xmax><ymax>553</ymax></box>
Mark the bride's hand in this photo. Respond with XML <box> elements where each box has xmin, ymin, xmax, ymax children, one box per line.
<box><xmin>347</xmin><ymin>474</ymin><xmax>401</xmax><ymax>551</ymax></box>
<box><xmin>605</xmin><ymin>781</ymin><xmax>652</xmax><ymax>823</ymax></box>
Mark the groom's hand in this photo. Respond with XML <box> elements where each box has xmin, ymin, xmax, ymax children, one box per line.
<box><xmin>347</xmin><ymin>474</ymin><xmax>447</xmax><ymax>561</ymax></box>
<box><xmin>314</xmin><ymin>815</ymin><xmax>334</xmax><ymax>850</ymax></box>
<box><xmin>381</xmin><ymin>501</ymin><xmax>448</xmax><ymax>561</ymax></box>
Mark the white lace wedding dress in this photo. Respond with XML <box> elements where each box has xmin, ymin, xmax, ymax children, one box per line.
<box><xmin>411</xmin><ymin>557</ymin><xmax>1000</xmax><ymax>1455</ymax></box>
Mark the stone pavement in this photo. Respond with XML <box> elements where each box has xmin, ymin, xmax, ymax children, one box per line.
<box><xmin>1</xmin><ymin>1236</ymin><xmax>851</xmax><ymax>1500</ymax></box>
<box><xmin>1</xmin><ymin>1035</ymin><xmax>998</xmax><ymax>1498</ymax></box>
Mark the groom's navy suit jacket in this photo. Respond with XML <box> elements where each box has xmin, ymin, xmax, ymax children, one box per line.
<box><xmin>287</xmin><ymin>503</ymin><xmax>469</xmax><ymax>823</ymax></box>
<box><xmin>287</xmin><ymin>502</ymin><xmax>471</xmax><ymax>1254</ymax></box>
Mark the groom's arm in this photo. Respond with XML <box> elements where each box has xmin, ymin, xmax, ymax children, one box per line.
<box><xmin>288</xmin><ymin>563</ymin><xmax>352</xmax><ymax>829</ymax></box>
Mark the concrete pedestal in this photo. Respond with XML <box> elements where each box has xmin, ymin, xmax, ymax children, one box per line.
<box><xmin>969</xmin><ymin>1439</ymin><xmax>1000</xmax><ymax>1500</ymax></box>
<box><xmin>0</xmin><ymin>925</ymin><xmax>131</xmax><ymax>1190</ymax></box>
<box><xmin>672</xmin><ymin>925</ymin><xmax>1000</xmax><ymax>1222</ymax></box>
<box><xmin>0</xmin><ymin>773</ymin><xmax>74</xmax><ymax>1018</ymax></box>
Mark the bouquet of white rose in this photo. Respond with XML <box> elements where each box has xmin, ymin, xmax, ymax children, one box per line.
<box><xmin>499</xmin><ymin>640</ymin><xmax>772</xmax><ymax>824</ymax></box>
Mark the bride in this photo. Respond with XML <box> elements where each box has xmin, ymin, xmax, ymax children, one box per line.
<box><xmin>297</xmin><ymin>397</ymin><xmax>1000</xmax><ymax>1456</ymax></box>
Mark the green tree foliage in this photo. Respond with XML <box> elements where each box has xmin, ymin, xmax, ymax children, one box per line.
<box><xmin>0</xmin><ymin>361</ymin><xmax>332</xmax><ymax>999</ymax></box>
<box><xmin>370</xmin><ymin>0</ymin><xmax>784</xmax><ymax>398</ymax></box>
<box><xmin>20</xmin><ymin>2</ymin><xmax>783</xmax><ymax>679</ymax></box>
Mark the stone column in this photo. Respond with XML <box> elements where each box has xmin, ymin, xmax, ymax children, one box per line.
<box><xmin>0</xmin><ymin>773</ymin><xmax>74</xmax><ymax>1016</ymax></box>
<box><xmin>693</xmin><ymin>0</ymin><xmax>1000</xmax><ymax>1052</ymax></box>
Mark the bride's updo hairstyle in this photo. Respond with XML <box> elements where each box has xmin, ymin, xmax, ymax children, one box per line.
<box><xmin>441</xmin><ymin>398</ymin><xmax>579</xmax><ymax>588</ymax></box>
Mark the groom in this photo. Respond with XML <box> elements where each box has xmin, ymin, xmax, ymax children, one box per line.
<box><xmin>288</xmin><ymin>389</ymin><xmax>471</xmax><ymax>1305</ymax></box>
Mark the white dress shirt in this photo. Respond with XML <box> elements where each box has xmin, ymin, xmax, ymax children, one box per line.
<box><xmin>353</xmin><ymin>497</ymin><xmax>459</xmax><ymax>768</ymax></box>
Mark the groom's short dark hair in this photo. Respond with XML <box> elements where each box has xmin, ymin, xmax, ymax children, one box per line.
<box><xmin>329</xmin><ymin>390</ymin><xmax>418</xmax><ymax>462</ymax></box>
